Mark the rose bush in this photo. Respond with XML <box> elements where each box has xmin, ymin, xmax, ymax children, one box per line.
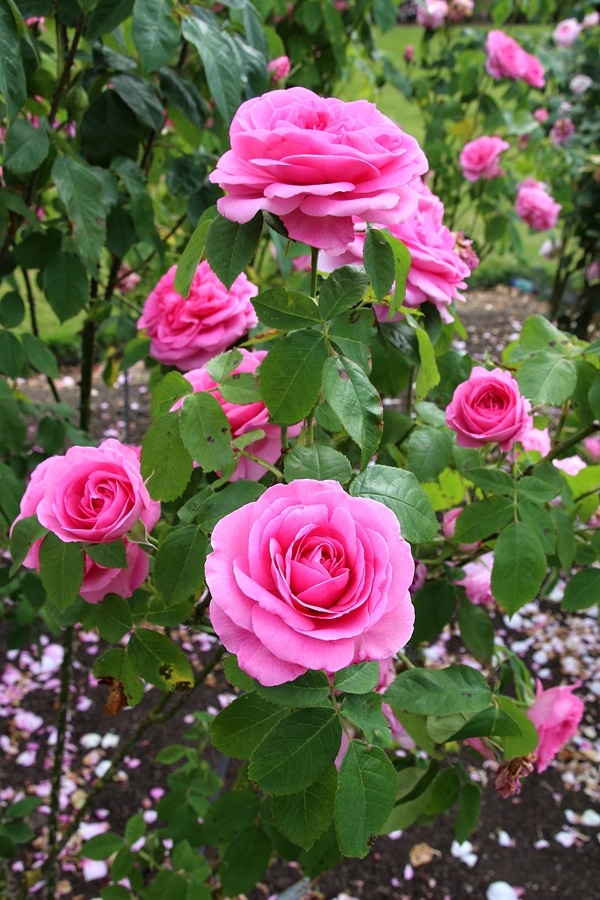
<box><xmin>205</xmin><ymin>479</ymin><xmax>415</xmax><ymax>686</ymax></box>
<box><xmin>137</xmin><ymin>261</ymin><xmax>258</xmax><ymax>370</ymax></box>
<box><xmin>209</xmin><ymin>86</ymin><xmax>428</xmax><ymax>251</ymax></box>
<box><xmin>445</xmin><ymin>367</ymin><xmax>531</xmax><ymax>450</ymax></box>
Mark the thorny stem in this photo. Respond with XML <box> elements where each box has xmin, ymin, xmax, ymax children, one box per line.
<box><xmin>45</xmin><ymin>624</ymin><xmax>75</xmax><ymax>898</ymax></box>
<box><xmin>22</xmin><ymin>269</ymin><xmax>61</xmax><ymax>403</ymax></box>
<box><xmin>41</xmin><ymin>643</ymin><xmax>226</xmax><ymax>874</ymax></box>
<box><xmin>79</xmin><ymin>280</ymin><xmax>99</xmax><ymax>433</ymax></box>
<box><xmin>553</xmin><ymin>399</ymin><xmax>571</xmax><ymax>446</ymax></box>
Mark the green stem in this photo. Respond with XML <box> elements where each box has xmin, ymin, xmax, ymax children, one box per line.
<box><xmin>45</xmin><ymin>624</ymin><xmax>75</xmax><ymax>897</ymax></box>
<box><xmin>310</xmin><ymin>246</ymin><xmax>319</xmax><ymax>299</ymax></box>
<box><xmin>396</xmin><ymin>649</ymin><xmax>416</xmax><ymax>670</ymax></box>
<box><xmin>22</xmin><ymin>269</ymin><xmax>61</xmax><ymax>404</ymax></box>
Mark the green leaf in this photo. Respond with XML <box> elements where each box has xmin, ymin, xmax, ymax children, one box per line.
<box><xmin>516</xmin><ymin>500</ymin><xmax>555</xmax><ymax>556</ymax></box>
<box><xmin>220</xmin><ymin>826</ymin><xmax>271</xmax><ymax>897</ymax></box>
<box><xmin>181</xmin><ymin>15</ymin><xmax>241</xmax><ymax>122</ymax></box>
<box><xmin>0</xmin><ymin>331</ymin><xmax>25</xmax><ymax>378</ymax></box>
<box><xmin>132</xmin><ymin>0</ymin><xmax>180</xmax><ymax>72</ymax></box>
<box><xmin>248</xmin><ymin>707</ymin><xmax>341</xmax><ymax>795</ymax></box>
<box><xmin>174</xmin><ymin>207</ymin><xmax>218</xmax><ymax>297</ymax></box>
<box><xmin>151</xmin><ymin>371</ymin><xmax>193</xmax><ymax>419</ymax></box>
<box><xmin>52</xmin><ymin>156</ymin><xmax>106</xmax><ymax>271</ymax></box>
<box><xmin>201</xmin><ymin>791</ymin><xmax>260</xmax><ymax>848</ymax></box>
<box><xmin>425</xmin><ymin>768</ymin><xmax>461</xmax><ymax>816</ymax></box>
<box><xmin>0</xmin><ymin>0</ymin><xmax>26</xmax><ymax>122</ymax></box>
<box><xmin>204</xmin><ymin>212</ymin><xmax>262</xmax><ymax>290</ymax></box>
<box><xmin>141</xmin><ymin>415</ymin><xmax>192</xmax><ymax>501</ymax></box>
<box><xmin>85</xmin><ymin>540</ymin><xmax>128</xmax><ymax>569</ymax></box>
<box><xmin>211</xmin><ymin>692</ymin><xmax>288</xmax><ymax>759</ymax></box>
<box><xmin>328</xmin><ymin>309</ymin><xmax>376</xmax><ymax>374</ymax></box>
<box><xmin>517</xmin><ymin>352</ymin><xmax>577</xmax><ymax>406</ymax></box>
<box><xmin>4</xmin><ymin>119</ymin><xmax>49</xmax><ymax>174</ymax></box>
<box><xmin>336</xmin><ymin>741</ymin><xmax>397</xmax><ymax>857</ymax></box>
<box><xmin>414</xmin><ymin>326</ymin><xmax>440</xmax><ymax>402</ymax></box>
<box><xmin>467</xmin><ymin>467</ymin><xmax>514</xmax><ymax>497</ymax></box>
<box><xmin>495</xmin><ymin>695</ymin><xmax>539</xmax><ymax>757</ymax></box>
<box><xmin>84</xmin><ymin>832</ymin><xmax>125</xmax><ymax>860</ymax></box>
<box><xmin>154</xmin><ymin>525</ymin><xmax>207</xmax><ymax>605</ymax></box>
<box><xmin>382</xmin><ymin>231</ymin><xmax>411</xmax><ymax>317</ymax></box>
<box><xmin>94</xmin><ymin>594</ymin><xmax>134</xmax><ymax>643</ymax></box>
<box><xmin>0</xmin><ymin>378</ymin><xmax>25</xmax><ymax>452</ymax></box>
<box><xmin>491</xmin><ymin>522</ymin><xmax>547</xmax><ymax>615</ymax></box>
<box><xmin>321</xmin><ymin>356</ymin><xmax>382</xmax><ymax>468</ymax></box>
<box><xmin>384</xmin><ymin>665</ymin><xmax>491</xmax><ymax>717</ymax></box>
<box><xmin>125</xmin><ymin>812</ymin><xmax>146</xmax><ymax>847</ymax></box>
<box><xmin>260</xmin><ymin>330</ymin><xmax>328</xmax><ymax>425</ymax></box>
<box><xmin>0</xmin><ymin>291</ymin><xmax>25</xmax><ymax>328</ymax></box>
<box><xmin>251</xmin><ymin>288</ymin><xmax>321</xmax><ymax>330</ymax></box>
<box><xmin>589</xmin><ymin>369</ymin><xmax>600</xmax><ymax>418</ymax></box>
<box><xmin>111</xmin><ymin>74</ymin><xmax>165</xmax><ymax>132</ymax></box>
<box><xmin>81</xmin><ymin>92</ymin><xmax>145</xmax><ymax>168</ymax></box>
<box><xmin>219</xmin><ymin>371</ymin><xmax>260</xmax><ymax>405</ymax></box>
<box><xmin>318</xmin><ymin>266</ymin><xmax>369</xmax><ymax>319</ymax></box>
<box><xmin>253</xmin><ymin>671</ymin><xmax>331</xmax><ymax>708</ymax></box>
<box><xmin>178</xmin><ymin>392</ymin><xmax>234</xmax><ymax>473</ymax></box>
<box><xmin>562</xmin><ymin>569</ymin><xmax>600</xmax><ymax>611</ymax></box>
<box><xmin>193</xmin><ymin>481</ymin><xmax>265</xmax><ymax>532</ymax></box>
<box><xmin>450</xmin><ymin>705</ymin><xmax>521</xmax><ymax>741</ymax></box>
<box><xmin>550</xmin><ymin>505</ymin><xmax>576</xmax><ymax>572</ymax></box>
<box><xmin>519</xmin><ymin>314</ymin><xmax>572</xmax><ymax>354</ymax></box>
<box><xmin>350</xmin><ymin>465</ymin><xmax>439</xmax><ymax>543</ymax></box>
<box><xmin>364</xmin><ymin>228</ymin><xmax>395</xmax><ymax>301</ymax></box>
<box><xmin>410</xmin><ymin>580</ymin><xmax>457</xmax><ymax>645</ymax></box>
<box><xmin>127</xmin><ymin>629</ymin><xmax>193</xmax><ymax>692</ymax></box>
<box><xmin>21</xmin><ymin>333</ymin><xmax>60</xmax><ymax>378</ymax></box>
<box><xmin>334</xmin><ymin>662</ymin><xmax>380</xmax><ymax>694</ymax></box>
<box><xmin>458</xmin><ymin>595</ymin><xmax>494</xmax><ymax>664</ymax></box>
<box><xmin>340</xmin><ymin>693</ymin><xmax>392</xmax><ymax>747</ymax></box>
<box><xmin>39</xmin><ymin>534</ymin><xmax>83</xmax><ymax>612</ymax></box>
<box><xmin>93</xmin><ymin>648</ymin><xmax>144</xmax><ymax>707</ymax></box>
<box><xmin>284</xmin><ymin>445</ymin><xmax>353</xmax><ymax>485</ymax></box>
<box><xmin>206</xmin><ymin>349</ymin><xmax>244</xmax><ymax>382</ymax></box>
<box><xmin>9</xmin><ymin>515</ymin><xmax>47</xmax><ymax>575</ymax></box>
<box><xmin>272</xmin><ymin>767</ymin><xmax>336</xmax><ymax>850</ymax></box>
<box><xmin>41</xmin><ymin>251</ymin><xmax>91</xmax><ymax>324</ymax></box>
<box><xmin>406</xmin><ymin>426</ymin><xmax>453</xmax><ymax>482</ymax></box>
<box><xmin>454</xmin><ymin>783</ymin><xmax>481</xmax><ymax>843</ymax></box>
<box><xmin>86</xmin><ymin>0</ymin><xmax>135</xmax><ymax>41</ymax></box>
<box><xmin>453</xmin><ymin>497</ymin><xmax>514</xmax><ymax>543</ymax></box>
<box><xmin>517</xmin><ymin>475</ymin><xmax>561</xmax><ymax>503</ymax></box>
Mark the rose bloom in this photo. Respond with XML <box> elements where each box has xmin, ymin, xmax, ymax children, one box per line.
<box><xmin>570</xmin><ymin>74</ymin><xmax>593</xmax><ymax>95</ymax></box>
<box><xmin>550</xmin><ymin>118</ymin><xmax>576</xmax><ymax>147</ymax></box>
<box><xmin>11</xmin><ymin>440</ymin><xmax>160</xmax><ymax>604</ymax></box>
<box><xmin>456</xmin><ymin>551</ymin><xmax>496</xmax><ymax>606</ymax></box>
<box><xmin>553</xmin><ymin>18</ymin><xmax>582</xmax><ymax>47</ymax></box>
<box><xmin>519</xmin><ymin>423</ymin><xmax>551</xmax><ymax>457</ymax></box>
<box><xmin>459</xmin><ymin>135</ymin><xmax>510</xmax><ymax>182</ymax></box>
<box><xmin>515</xmin><ymin>180</ymin><xmax>561</xmax><ymax>232</ymax></box>
<box><xmin>267</xmin><ymin>55</ymin><xmax>291</xmax><ymax>81</ymax></box>
<box><xmin>173</xmin><ymin>349</ymin><xmax>301</xmax><ymax>481</ymax></box>
<box><xmin>586</xmin><ymin>260</ymin><xmax>600</xmax><ymax>282</ymax></box>
<box><xmin>583</xmin><ymin>435</ymin><xmax>600</xmax><ymax>461</ymax></box>
<box><xmin>583</xmin><ymin>10</ymin><xmax>600</xmax><ymax>28</ymax></box>
<box><xmin>137</xmin><ymin>261</ymin><xmax>258</xmax><ymax>370</ymax></box>
<box><xmin>319</xmin><ymin>180</ymin><xmax>471</xmax><ymax>323</ymax></box>
<box><xmin>485</xmin><ymin>31</ymin><xmax>545</xmax><ymax>89</ymax></box>
<box><xmin>526</xmin><ymin>681</ymin><xmax>584</xmax><ymax>773</ymax></box>
<box><xmin>404</xmin><ymin>45</ymin><xmax>414</xmax><ymax>62</ymax></box>
<box><xmin>533</xmin><ymin>108</ymin><xmax>548</xmax><ymax>124</ymax></box>
<box><xmin>447</xmin><ymin>0</ymin><xmax>474</xmax><ymax>22</ymax></box>
<box><xmin>416</xmin><ymin>0</ymin><xmax>448</xmax><ymax>29</ymax></box>
<box><xmin>205</xmin><ymin>479</ymin><xmax>415</xmax><ymax>686</ymax></box>
<box><xmin>209</xmin><ymin>87</ymin><xmax>428</xmax><ymax>253</ymax></box>
<box><xmin>446</xmin><ymin>366</ymin><xmax>531</xmax><ymax>450</ymax></box>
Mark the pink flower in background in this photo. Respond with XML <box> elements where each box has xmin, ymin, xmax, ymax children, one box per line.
<box><xmin>454</xmin><ymin>232</ymin><xmax>480</xmax><ymax>271</ymax></box>
<box><xmin>586</xmin><ymin>260</ymin><xmax>600</xmax><ymax>282</ymax></box>
<box><xmin>550</xmin><ymin>118</ymin><xmax>575</xmax><ymax>147</ymax></box>
<box><xmin>533</xmin><ymin>108</ymin><xmax>548</xmax><ymax>123</ymax></box>
<box><xmin>583</xmin><ymin>435</ymin><xmax>600</xmax><ymax>460</ymax></box>
<box><xmin>552</xmin><ymin>455</ymin><xmax>586</xmax><ymax>476</ymax></box>
<box><xmin>515</xmin><ymin>180</ymin><xmax>561</xmax><ymax>231</ymax></box>
<box><xmin>446</xmin><ymin>367</ymin><xmax>531</xmax><ymax>450</ymax></box>
<box><xmin>416</xmin><ymin>0</ymin><xmax>448</xmax><ymax>29</ymax></box>
<box><xmin>80</xmin><ymin>540</ymin><xmax>149</xmax><ymax>604</ymax></box>
<box><xmin>267</xmin><ymin>56</ymin><xmax>291</xmax><ymax>81</ymax></box>
<box><xmin>137</xmin><ymin>261</ymin><xmax>258</xmax><ymax>370</ymax></box>
<box><xmin>205</xmin><ymin>479</ymin><xmax>415</xmax><ymax>686</ymax></box>
<box><xmin>459</xmin><ymin>136</ymin><xmax>510</xmax><ymax>182</ymax></box>
<box><xmin>553</xmin><ymin>18</ymin><xmax>582</xmax><ymax>47</ymax></box>
<box><xmin>447</xmin><ymin>0</ymin><xmax>474</xmax><ymax>22</ymax></box>
<box><xmin>404</xmin><ymin>45</ymin><xmax>414</xmax><ymax>62</ymax></box>
<box><xmin>485</xmin><ymin>31</ymin><xmax>545</xmax><ymax>89</ymax></box>
<box><xmin>209</xmin><ymin>87</ymin><xmax>428</xmax><ymax>253</ymax></box>
<box><xmin>319</xmin><ymin>180</ymin><xmax>471</xmax><ymax>323</ymax></box>
<box><xmin>456</xmin><ymin>551</ymin><xmax>496</xmax><ymax>606</ymax></box>
<box><xmin>116</xmin><ymin>264</ymin><xmax>141</xmax><ymax>294</ymax></box>
<box><xmin>173</xmin><ymin>349</ymin><xmax>301</xmax><ymax>481</ymax></box>
<box><xmin>526</xmin><ymin>681</ymin><xmax>584</xmax><ymax>772</ymax></box>
<box><xmin>583</xmin><ymin>11</ymin><xmax>599</xmax><ymax>28</ymax></box>
<box><xmin>569</xmin><ymin>74</ymin><xmax>593</xmax><ymax>94</ymax></box>
<box><xmin>519</xmin><ymin>423</ymin><xmax>551</xmax><ymax>457</ymax></box>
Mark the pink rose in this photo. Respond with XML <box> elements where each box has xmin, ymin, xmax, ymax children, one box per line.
<box><xmin>485</xmin><ymin>31</ymin><xmax>545</xmax><ymax>89</ymax></box>
<box><xmin>456</xmin><ymin>551</ymin><xmax>495</xmax><ymax>606</ymax></box>
<box><xmin>416</xmin><ymin>0</ymin><xmax>448</xmax><ymax>29</ymax></box>
<box><xmin>209</xmin><ymin>87</ymin><xmax>428</xmax><ymax>253</ymax></box>
<box><xmin>553</xmin><ymin>18</ymin><xmax>582</xmax><ymax>47</ymax></box>
<box><xmin>267</xmin><ymin>55</ymin><xmax>291</xmax><ymax>81</ymax></box>
<box><xmin>319</xmin><ymin>181</ymin><xmax>471</xmax><ymax>323</ymax></box>
<box><xmin>583</xmin><ymin>11</ymin><xmax>599</xmax><ymax>28</ymax></box>
<box><xmin>550</xmin><ymin>118</ymin><xmax>575</xmax><ymax>147</ymax></box>
<box><xmin>569</xmin><ymin>74</ymin><xmax>593</xmax><ymax>94</ymax></box>
<box><xmin>526</xmin><ymin>681</ymin><xmax>584</xmax><ymax>773</ymax></box>
<box><xmin>533</xmin><ymin>108</ymin><xmax>548</xmax><ymax>123</ymax></box>
<box><xmin>519</xmin><ymin>423</ymin><xmax>551</xmax><ymax>457</ymax></box>
<box><xmin>459</xmin><ymin>135</ymin><xmax>510</xmax><ymax>182</ymax></box>
<box><xmin>552</xmin><ymin>455</ymin><xmax>586</xmax><ymax>476</ymax></box>
<box><xmin>446</xmin><ymin>366</ymin><xmax>532</xmax><ymax>450</ymax></box>
<box><xmin>205</xmin><ymin>479</ymin><xmax>415</xmax><ymax>686</ymax></box>
<box><xmin>586</xmin><ymin>260</ymin><xmax>600</xmax><ymax>282</ymax></box>
<box><xmin>80</xmin><ymin>540</ymin><xmax>149</xmax><ymax>604</ymax></box>
<box><xmin>404</xmin><ymin>45</ymin><xmax>414</xmax><ymax>62</ymax></box>
<box><xmin>515</xmin><ymin>180</ymin><xmax>561</xmax><ymax>232</ymax></box>
<box><xmin>583</xmin><ymin>435</ymin><xmax>600</xmax><ymax>461</ymax></box>
<box><xmin>137</xmin><ymin>261</ymin><xmax>258</xmax><ymax>370</ymax></box>
<box><xmin>173</xmin><ymin>349</ymin><xmax>301</xmax><ymax>481</ymax></box>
